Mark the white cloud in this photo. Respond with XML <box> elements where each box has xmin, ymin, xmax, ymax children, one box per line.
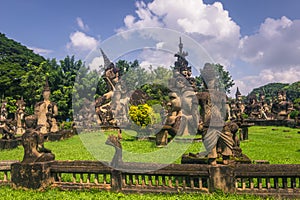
<box><xmin>88</xmin><ymin>56</ymin><xmax>104</xmax><ymax>71</ymax></box>
<box><xmin>138</xmin><ymin>48</ymin><xmax>174</xmax><ymax>70</ymax></box>
<box><xmin>67</xmin><ymin>31</ymin><xmax>98</xmax><ymax>51</ymax></box>
<box><xmin>29</xmin><ymin>47</ymin><xmax>53</xmax><ymax>56</ymax></box>
<box><xmin>239</xmin><ymin>16</ymin><xmax>300</xmax><ymax>68</ymax></box>
<box><xmin>232</xmin><ymin>66</ymin><xmax>300</xmax><ymax>96</ymax></box>
<box><xmin>117</xmin><ymin>0</ymin><xmax>300</xmax><ymax>96</ymax></box>
<box><xmin>118</xmin><ymin>0</ymin><xmax>241</xmax><ymax>67</ymax></box>
<box><xmin>76</xmin><ymin>17</ymin><xmax>89</xmax><ymax>31</ymax></box>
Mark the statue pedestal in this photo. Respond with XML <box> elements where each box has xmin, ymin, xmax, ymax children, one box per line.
<box><xmin>0</xmin><ymin>139</ymin><xmax>18</xmax><ymax>150</ymax></box>
<box><xmin>11</xmin><ymin>161</ymin><xmax>54</xmax><ymax>190</ymax></box>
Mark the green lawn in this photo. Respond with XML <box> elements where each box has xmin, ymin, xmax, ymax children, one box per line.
<box><xmin>0</xmin><ymin>126</ymin><xmax>299</xmax><ymax>199</ymax></box>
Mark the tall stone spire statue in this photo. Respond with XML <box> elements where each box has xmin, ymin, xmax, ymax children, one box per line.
<box><xmin>100</xmin><ymin>48</ymin><xmax>112</xmax><ymax>69</ymax></box>
<box><xmin>177</xmin><ymin>37</ymin><xmax>188</xmax><ymax>58</ymax></box>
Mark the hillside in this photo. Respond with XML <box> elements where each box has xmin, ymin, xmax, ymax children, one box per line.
<box><xmin>248</xmin><ymin>82</ymin><xmax>300</xmax><ymax>102</ymax></box>
<box><xmin>0</xmin><ymin>33</ymin><xmax>45</xmax><ymax>97</ymax></box>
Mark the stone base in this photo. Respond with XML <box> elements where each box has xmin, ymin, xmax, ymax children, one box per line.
<box><xmin>11</xmin><ymin>162</ymin><xmax>54</xmax><ymax>190</ymax></box>
<box><xmin>0</xmin><ymin>139</ymin><xmax>19</xmax><ymax>150</ymax></box>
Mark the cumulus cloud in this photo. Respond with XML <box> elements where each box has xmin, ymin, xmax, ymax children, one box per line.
<box><xmin>29</xmin><ymin>47</ymin><xmax>53</xmax><ymax>56</ymax></box>
<box><xmin>138</xmin><ymin>48</ymin><xmax>174</xmax><ymax>69</ymax></box>
<box><xmin>118</xmin><ymin>0</ymin><xmax>300</xmax><ymax>97</ymax></box>
<box><xmin>67</xmin><ymin>31</ymin><xmax>98</xmax><ymax>52</ymax></box>
<box><xmin>118</xmin><ymin>0</ymin><xmax>241</xmax><ymax>66</ymax></box>
<box><xmin>233</xmin><ymin>66</ymin><xmax>300</xmax><ymax>96</ymax></box>
<box><xmin>76</xmin><ymin>17</ymin><xmax>89</xmax><ymax>31</ymax></box>
<box><xmin>239</xmin><ymin>16</ymin><xmax>300</xmax><ymax>68</ymax></box>
<box><xmin>88</xmin><ymin>56</ymin><xmax>104</xmax><ymax>71</ymax></box>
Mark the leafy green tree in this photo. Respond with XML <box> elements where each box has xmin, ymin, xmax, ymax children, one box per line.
<box><xmin>0</xmin><ymin>33</ymin><xmax>44</xmax><ymax>99</ymax></box>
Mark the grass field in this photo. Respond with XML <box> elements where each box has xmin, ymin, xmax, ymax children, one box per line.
<box><xmin>0</xmin><ymin>126</ymin><xmax>299</xmax><ymax>199</ymax></box>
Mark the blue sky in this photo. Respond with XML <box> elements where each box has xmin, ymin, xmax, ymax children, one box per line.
<box><xmin>1</xmin><ymin>0</ymin><xmax>300</xmax><ymax>96</ymax></box>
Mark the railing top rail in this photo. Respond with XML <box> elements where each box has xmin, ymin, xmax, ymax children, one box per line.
<box><xmin>0</xmin><ymin>160</ymin><xmax>18</xmax><ymax>170</ymax></box>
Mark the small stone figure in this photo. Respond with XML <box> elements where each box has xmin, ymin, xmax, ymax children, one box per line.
<box><xmin>230</xmin><ymin>87</ymin><xmax>245</xmax><ymax>122</ymax></box>
<box><xmin>271</xmin><ymin>91</ymin><xmax>294</xmax><ymax>120</ymax></box>
<box><xmin>0</xmin><ymin>99</ymin><xmax>8</xmax><ymax>121</ymax></box>
<box><xmin>16</xmin><ymin>97</ymin><xmax>26</xmax><ymax>135</ymax></box>
<box><xmin>0</xmin><ymin>118</ymin><xmax>16</xmax><ymax>140</ymax></box>
<box><xmin>34</xmin><ymin>78</ymin><xmax>59</xmax><ymax>134</ymax></box>
<box><xmin>245</xmin><ymin>95</ymin><xmax>262</xmax><ymax>120</ymax></box>
<box><xmin>21</xmin><ymin>115</ymin><xmax>55</xmax><ymax>163</ymax></box>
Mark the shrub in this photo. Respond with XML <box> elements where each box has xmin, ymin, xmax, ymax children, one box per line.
<box><xmin>129</xmin><ymin>104</ymin><xmax>160</xmax><ymax>128</ymax></box>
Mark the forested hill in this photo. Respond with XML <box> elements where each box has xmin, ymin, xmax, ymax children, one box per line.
<box><xmin>0</xmin><ymin>33</ymin><xmax>45</xmax><ymax>96</ymax></box>
<box><xmin>248</xmin><ymin>82</ymin><xmax>300</xmax><ymax>102</ymax></box>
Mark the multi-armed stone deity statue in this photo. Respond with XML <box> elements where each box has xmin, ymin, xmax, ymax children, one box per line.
<box><xmin>34</xmin><ymin>79</ymin><xmax>59</xmax><ymax>134</ymax></box>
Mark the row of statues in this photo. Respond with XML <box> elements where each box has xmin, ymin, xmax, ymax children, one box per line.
<box><xmin>229</xmin><ymin>87</ymin><xmax>296</xmax><ymax>121</ymax></box>
<box><xmin>91</xmin><ymin>38</ymin><xmax>248</xmax><ymax>165</ymax></box>
<box><xmin>0</xmin><ymin>79</ymin><xmax>59</xmax><ymax>141</ymax></box>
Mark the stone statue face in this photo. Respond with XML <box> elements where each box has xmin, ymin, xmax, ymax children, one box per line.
<box><xmin>278</xmin><ymin>94</ymin><xmax>283</xmax><ymax>102</ymax></box>
<box><xmin>43</xmin><ymin>90</ymin><xmax>51</xmax><ymax>101</ymax></box>
<box><xmin>168</xmin><ymin>92</ymin><xmax>181</xmax><ymax>111</ymax></box>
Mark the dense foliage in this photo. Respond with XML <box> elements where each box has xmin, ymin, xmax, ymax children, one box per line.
<box><xmin>248</xmin><ymin>82</ymin><xmax>300</xmax><ymax>103</ymax></box>
<box><xmin>1</xmin><ymin>33</ymin><xmax>299</xmax><ymax>124</ymax></box>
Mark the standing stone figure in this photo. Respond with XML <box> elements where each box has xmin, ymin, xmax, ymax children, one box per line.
<box><xmin>16</xmin><ymin>97</ymin><xmax>26</xmax><ymax>135</ymax></box>
<box><xmin>271</xmin><ymin>91</ymin><xmax>294</xmax><ymax>120</ymax></box>
<box><xmin>0</xmin><ymin>99</ymin><xmax>8</xmax><ymax>121</ymax></box>
<box><xmin>34</xmin><ymin>79</ymin><xmax>59</xmax><ymax>134</ymax></box>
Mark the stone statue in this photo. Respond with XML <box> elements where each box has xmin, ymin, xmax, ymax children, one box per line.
<box><xmin>95</xmin><ymin>49</ymin><xmax>133</xmax><ymax>131</ymax></box>
<box><xmin>34</xmin><ymin>78</ymin><xmax>59</xmax><ymax>134</ymax></box>
<box><xmin>21</xmin><ymin>115</ymin><xmax>55</xmax><ymax>163</ymax></box>
<box><xmin>0</xmin><ymin>99</ymin><xmax>8</xmax><ymax>121</ymax></box>
<box><xmin>196</xmin><ymin>63</ymin><xmax>241</xmax><ymax>165</ymax></box>
<box><xmin>16</xmin><ymin>97</ymin><xmax>26</xmax><ymax>135</ymax></box>
<box><xmin>0</xmin><ymin>118</ymin><xmax>16</xmax><ymax>140</ymax></box>
<box><xmin>271</xmin><ymin>90</ymin><xmax>294</xmax><ymax>120</ymax></box>
<box><xmin>230</xmin><ymin>87</ymin><xmax>245</xmax><ymax>122</ymax></box>
<box><xmin>245</xmin><ymin>95</ymin><xmax>262</xmax><ymax>119</ymax></box>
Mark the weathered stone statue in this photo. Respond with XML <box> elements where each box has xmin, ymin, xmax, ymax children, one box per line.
<box><xmin>156</xmin><ymin>38</ymin><xmax>200</xmax><ymax>146</ymax></box>
<box><xmin>95</xmin><ymin>49</ymin><xmax>125</xmax><ymax>128</ymax></box>
<box><xmin>16</xmin><ymin>97</ymin><xmax>26</xmax><ymax>135</ymax></box>
<box><xmin>0</xmin><ymin>99</ymin><xmax>8</xmax><ymax>121</ymax></box>
<box><xmin>0</xmin><ymin>118</ymin><xmax>16</xmax><ymax>140</ymax></box>
<box><xmin>271</xmin><ymin>90</ymin><xmax>294</xmax><ymax>120</ymax></box>
<box><xmin>21</xmin><ymin>115</ymin><xmax>55</xmax><ymax>163</ymax></box>
<box><xmin>230</xmin><ymin>87</ymin><xmax>244</xmax><ymax>122</ymax></box>
<box><xmin>34</xmin><ymin>79</ymin><xmax>59</xmax><ymax>134</ymax></box>
<box><xmin>191</xmin><ymin>64</ymin><xmax>251</xmax><ymax>165</ymax></box>
<box><xmin>245</xmin><ymin>94</ymin><xmax>262</xmax><ymax>120</ymax></box>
